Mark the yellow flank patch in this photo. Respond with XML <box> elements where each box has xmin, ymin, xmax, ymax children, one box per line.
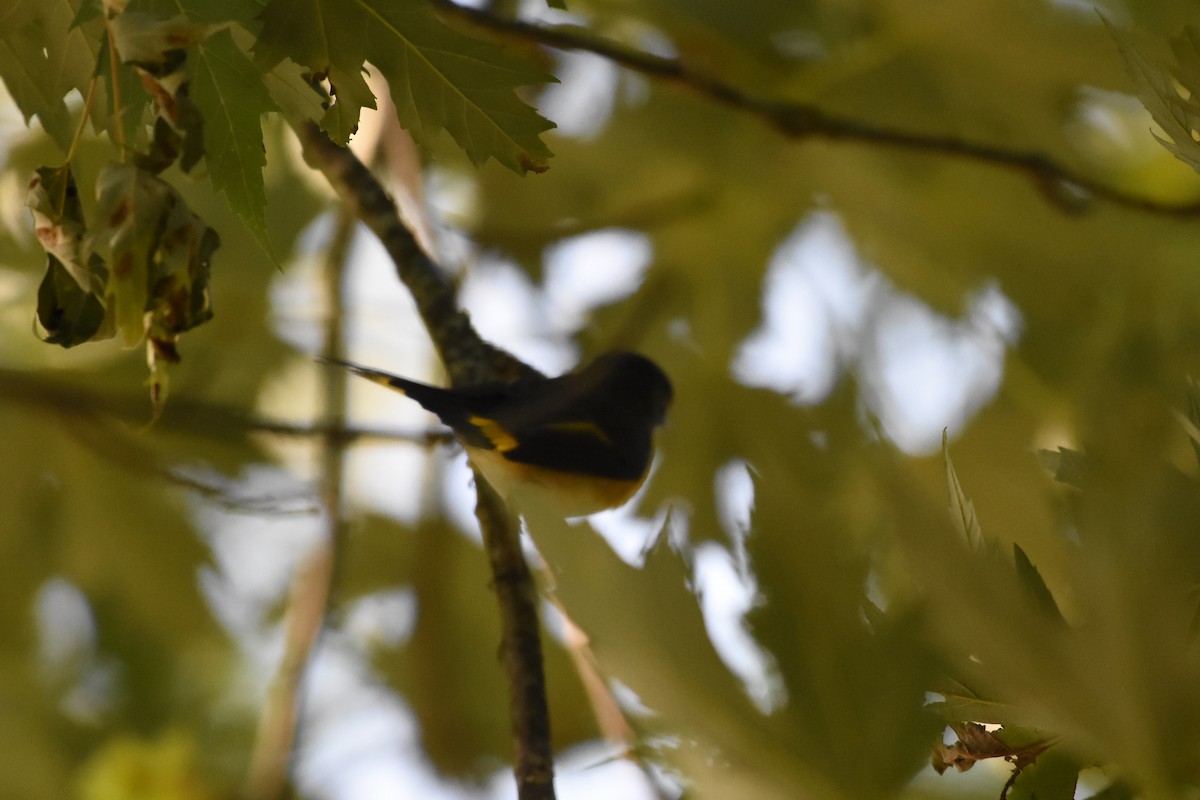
<box><xmin>542</xmin><ymin>419</ymin><xmax>612</xmax><ymax>445</ymax></box>
<box><xmin>469</xmin><ymin>415</ymin><xmax>520</xmax><ymax>452</ymax></box>
<box><xmin>466</xmin><ymin>445</ymin><xmax>642</xmax><ymax>517</ymax></box>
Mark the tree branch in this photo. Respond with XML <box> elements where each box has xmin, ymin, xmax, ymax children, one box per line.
<box><xmin>293</xmin><ymin>120</ymin><xmax>541</xmax><ymax>386</ymax></box>
<box><xmin>434</xmin><ymin>0</ymin><xmax>1200</xmax><ymax>218</ymax></box>
<box><xmin>0</xmin><ymin>367</ymin><xmax>449</xmax><ymax>446</ymax></box>
<box><xmin>476</xmin><ymin>479</ymin><xmax>556</xmax><ymax>799</ymax></box>
<box><xmin>293</xmin><ymin>120</ymin><xmax>557</xmax><ymax>800</ymax></box>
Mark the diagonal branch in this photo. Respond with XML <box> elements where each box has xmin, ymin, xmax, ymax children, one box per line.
<box><xmin>293</xmin><ymin>120</ymin><xmax>557</xmax><ymax>800</ymax></box>
<box><xmin>293</xmin><ymin>120</ymin><xmax>541</xmax><ymax>387</ymax></box>
<box><xmin>434</xmin><ymin>0</ymin><xmax>1200</xmax><ymax>218</ymax></box>
<box><xmin>475</xmin><ymin>479</ymin><xmax>556</xmax><ymax>799</ymax></box>
<box><xmin>244</xmin><ymin>203</ymin><xmax>358</xmax><ymax>800</ymax></box>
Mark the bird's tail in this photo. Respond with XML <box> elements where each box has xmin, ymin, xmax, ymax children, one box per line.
<box><xmin>318</xmin><ymin>357</ymin><xmax>461</xmax><ymax>419</ymax></box>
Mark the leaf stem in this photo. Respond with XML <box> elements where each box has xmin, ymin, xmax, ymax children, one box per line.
<box><xmin>104</xmin><ymin>14</ymin><xmax>126</xmax><ymax>161</ymax></box>
<box><xmin>64</xmin><ymin>77</ymin><xmax>98</xmax><ymax>163</ymax></box>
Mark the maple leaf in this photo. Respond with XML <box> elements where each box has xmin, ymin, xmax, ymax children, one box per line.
<box><xmin>190</xmin><ymin>28</ymin><xmax>278</xmax><ymax>259</ymax></box>
<box><xmin>256</xmin><ymin>0</ymin><xmax>555</xmax><ymax>172</ymax></box>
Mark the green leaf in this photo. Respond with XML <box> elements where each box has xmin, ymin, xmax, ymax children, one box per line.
<box><xmin>71</xmin><ymin>0</ymin><xmax>105</xmax><ymax>28</ymax></box>
<box><xmin>259</xmin><ymin>50</ymin><xmax>325</xmax><ymax>125</ymax></box>
<box><xmin>1013</xmin><ymin>543</ymin><xmax>1064</xmax><ymax>623</ymax></box>
<box><xmin>126</xmin><ymin>0</ymin><xmax>265</xmax><ymax>27</ymax></box>
<box><xmin>0</xmin><ymin>0</ymin><xmax>97</xmax><ymax>152</ymax></box>
<box><xmin>190</xmin><ymin>28</ymin><xmax>277</xmax><ymax>260</ymax></box>
<box><xmin>255</xmin><ymin>0</ymin><xmax>555</xmax><ymax>172</ymax></box>
<box><xmin>26</xmin><ymin>163</ymin><xmax>115</xmax><ymax>347</ymax></box>
<box><xmin>1004</xmin><ymin>746</ymin><xmax>1078</xmax><ymax>800</ymax></box>
<box><xmin>944</xmin><ymin>431</ymin><xmax>983</xmax><ymax>550</ymax></box>
<box><xmin>927</xmin><ymin>678</ymin><xmax>1025</xmax><ymax>728</ymax></box>
<box><xmin>1036</xmin><ymin>446</ymin><xmax>1089</xmax><ymax>488</ymax></box>
<box><xmin>1184</xmin><ymin>377</ymin><xmax>1200</xmax><ymax>469</ymax></box>
<box><xmin>1086</xmin><ymin>781</ymin><xmax>1136</xmax><ymax>800</ymax></box>
<box><xmin>320</xmin><ymin>63</ymin><xmax>375</xmax><ymax>143</ymax></box>
<box><xmin>1110</xmin><ymin>22</ymin><xmax>1200</xmax><ymax>174</ymax></box>
<box><xmin>253</xmin><ymin>0</ymin><xmax>374</xmax><ymax>142</ymax></box>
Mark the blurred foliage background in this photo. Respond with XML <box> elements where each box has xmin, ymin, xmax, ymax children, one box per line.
<box><xmin>5</xmin><ymin>0</ymin><xmax>1200</xmax><ymax>798</ymax></box>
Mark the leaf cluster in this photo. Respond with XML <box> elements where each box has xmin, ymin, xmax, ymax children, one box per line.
<box><xmin>2</xmin><ymin>0</ymin><xmax>555</xmax><ymax>401</ymax></box>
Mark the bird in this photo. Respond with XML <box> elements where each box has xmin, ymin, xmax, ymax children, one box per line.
<box><xmin>322</xmin><ymin>351</ymin><xmax>673</xmax><ymax>517</ymax></box>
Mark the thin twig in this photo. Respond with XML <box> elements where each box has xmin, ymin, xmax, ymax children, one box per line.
<box><xmin>244</xmin><ymin>206</ymin><xmax>358</xmax><ymax>800</ymax></box>
<box><xmin>434</xmin><ymin>0</ymin><xmax>1200</xmax><ymax>218</ymax></box>
<box><xmin>0</xmin><ymin>368</ymin><xmax>450</xmax><ymax>445</ymax></box>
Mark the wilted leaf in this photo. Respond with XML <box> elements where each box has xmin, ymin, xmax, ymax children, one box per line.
<box><xmin>26</xmin><ymin>164</ymin><xmax>113</xmax><ymax>346</ymax></box>
<box><xmin>110</xmin><ymin>12</ymin><xmax>207</xmax><ymax>171</ymax></box>
<box><xmin>931</xmin><ymin>722</ymin><xmax>1010</xmax><ymax>774</ymax></box>
<box><xmin>148</xmin><ymin>194</ymin><xmax>218</xmax><ymax>339</ymax></box>
<box><xmin>26</xmin><ymin>164</ymin><xmax>94</xmax><ymax>291</ymax></box>
<box><xmin>110</xmin><ymin>11</ymin><xmax>210</xmax><ymax>67</ymax></box>
<box><xmin>36</xmin><ymin>255</ymin><xmax>109</xmax><ymax>347</ymax></box>
<box><xmin>88</xmin><ymin>163</ymin><xmax>218</xmax><ymax>349</ymax></box>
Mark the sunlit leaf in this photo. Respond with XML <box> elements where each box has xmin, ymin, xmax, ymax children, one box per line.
<box><xmin>0</xmin><ymin>0</ymin><xmax>97</xmax><ymax>152</ymax></box>
<box><xmin>254</xmin><ymin>0</ymin><xmax>554</xmax><ymax>171</ymax></box>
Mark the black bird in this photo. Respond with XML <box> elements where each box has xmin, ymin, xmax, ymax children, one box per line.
<box><xmin>323</xmin><ymin>351</ymin><xmax>672</xmax><ymax>516</ymax></box>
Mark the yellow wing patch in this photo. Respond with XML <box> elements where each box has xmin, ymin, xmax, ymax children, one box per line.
<box><xmin>468</xmin><ymin>415</ymin><xmax>520</xmax><ymax>452</ymax></box>
<box><xmin>541</xmin><ymin>420</ymin><xmax>612</xmax><ymax>445</ymax></box>
<box><xmin>356</xmin><ymin>371</ymin><xmax>407</xmax><ymax>393</ymax></box>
